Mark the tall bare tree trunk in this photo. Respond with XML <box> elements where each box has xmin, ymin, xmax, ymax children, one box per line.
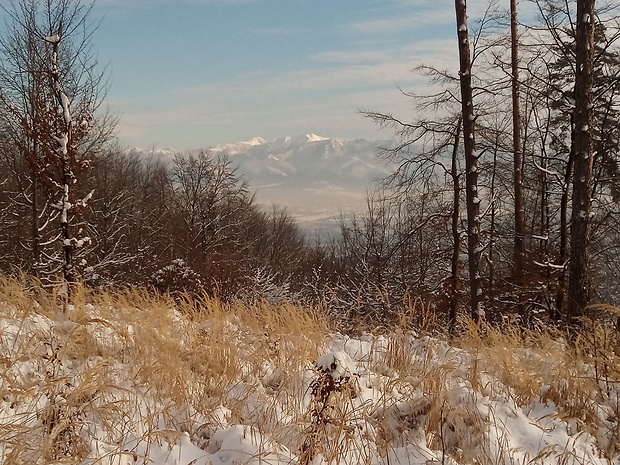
<box><xmin>449</xmin><ymin>117</ymin><xmax>462</xmax><ymax>333</ymax></box>
<box><xmin>46</xmin><ymin>25</ymin><xmax>76</xmax><ymax>294</ymax></box>
<box><xmin>31</xmin><ymin>167</ymin><xmax>40</xmax><ymax>279</ymax></box>
<box><xmin>511</xmin><ymin>0</ymin><xmax>526</xmax><ymax>281</ymax></box>
<box><xmin>454</xmin><ymin>0</ymin><xmax>481</xmax><ymax>321</ymax></box>
<box><xmin>488</xmin><ymin>146</ymin><xmax>499</xmax><ymax>313</ymax></box>
<box><xmin>556</xmin><ymin>115</ymin><xmax>575</xmax><ymax>319</ymax></box>
<box><xmin>568</xmin><ymin>0</ymin><xmax>596</xmax><ymax>322</ymax></box>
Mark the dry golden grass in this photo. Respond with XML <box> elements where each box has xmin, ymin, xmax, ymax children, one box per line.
<box><xmin>454</xmin><ymin>316</ymin><xmax>620</xmax><ymax>458</ymax></box>
<box><xmin>0</xmin><ymin>275</ymin><xmax>619</xmax><ymax>464</ymax></box>
<box><xmin>0</xmin><ymin>278</ymin><xmax>328</xmax><ymax>464</ymax></box>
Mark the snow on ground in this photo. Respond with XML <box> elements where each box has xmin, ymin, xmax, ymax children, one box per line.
<box><xmin>0</xmin><ymin>297</ymin><xmax>618</xmax><ymax>465</ymax></box>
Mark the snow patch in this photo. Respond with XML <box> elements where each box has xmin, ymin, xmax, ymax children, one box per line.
<box><xmin>316</xmin><ymin>351</ymin><xmax>357</xmax><ymax>381</ymax></box>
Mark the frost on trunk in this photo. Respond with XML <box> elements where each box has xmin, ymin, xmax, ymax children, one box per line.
<box><xmin>45</xmin><ymin>26</ymin><xmax>92</xmax><ymax>293</ymax></box>
<box><xmin>454</xmin><ymin>0</ymin><xmax>482</xmax><ymax>321</ymax></box>
<box><xmin>0</xmin><ymin>0</ymin><xmax>110</xmax><ymax>287</ymax></box>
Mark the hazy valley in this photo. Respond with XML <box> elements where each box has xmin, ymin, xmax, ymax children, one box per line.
<box><xmin>134</xmin><ymin>134</ymin><xmax>395</xmax><ymax>237</ymax></box>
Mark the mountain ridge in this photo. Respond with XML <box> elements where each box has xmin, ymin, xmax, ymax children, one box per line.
<box><xmin>132</xmin><ymin>134</ymin><xmax>396</xmax><ymax>235</ymax></box>
<box><xmin>206</xmin><ymin>134</ymin><xmax>394</xmax><ymax>232</ymax></box>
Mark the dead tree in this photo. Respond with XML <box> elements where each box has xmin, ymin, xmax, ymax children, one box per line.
<box><xmin>511</xmin><ymin>0</ymin><xmax>526</xmax><ymax>281</ymax></box>
<box><xmin>455</xmin><ymin>0</ymin><xmax>482</xmax><ymax>321</ymax></box>
<box><xmin>568</xmin><ymin>0</ymin><xmax>597</xmax><ymax>322</ymax></box>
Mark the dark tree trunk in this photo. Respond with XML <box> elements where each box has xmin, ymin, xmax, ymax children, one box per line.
<box><xmin>555</xmin><ymin>114</ymin><xmax>575</xmax><ymax>320</ymax></box>
<box><xmin>47</xmin><ymin>26</ymin><xmax>76</xmax><ymax>295</ymax></box>
<box><xmin>449</xmin><ymin>118</ymin><xmax>462</xmax><ymax>334</ymax></box>
<box><xmin>511</xmin><ymin>0</ymin><xmax>526</xmax><ymax>281</ymax></box>
<box><xmin>454</xmin><ymin>0</ymin><xmax>481</xmax><ymax>321</ymax></box>
<box><xmin>488</xmin><ymin>146</ymin><xmax>498</xmax><ymax>313</ymax></box>
<box><xmin>568</xmin><ymin>0</ymin><xmax>596</xmax><ymax>322</ymax></box>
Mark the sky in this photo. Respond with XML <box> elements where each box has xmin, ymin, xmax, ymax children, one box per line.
<box><xmin>1</xmin><ymin>0</ymin><xmax>489</xmax><ymax>150</ymax></box>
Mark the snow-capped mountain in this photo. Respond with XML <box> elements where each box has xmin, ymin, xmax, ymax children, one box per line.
<box><xmin>207</xmin><ymin>134</ymin><xmax>394</xmax><ymax>234</ymax></box>
<box><xmin>210</xmin><ymin>133</ymin><xmax>391</xmax><ymax>185</ymax></box>
<box><xmin>134</xmin><ymin>134</ymin><xmax>395</xmax><ymax>236</ymax></box>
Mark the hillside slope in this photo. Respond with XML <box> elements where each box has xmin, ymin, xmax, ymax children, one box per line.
<box><xmin>1</xmin><ymin>280</ymin><xmax>618</xmax><ymax>464</ymax></box>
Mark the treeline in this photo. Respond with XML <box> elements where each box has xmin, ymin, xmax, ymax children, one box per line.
<box><xmin>346</xmin><ymin>0</ymin><xmax>620</xmax><ymax>327</ymax></box>
<box><xmin>0</xmin><ymin>0</ymin><xmax>322</xmax><ymax>305</ymax></box>
<box><xmin>0</xmin><ymin>144</ymin><xmax>332</xmax><ymax>299</ymax></box>
<box><xmin>1</xmin><ymin>0</ymin><xmax>619</xmax><ymax>331</ymax></box>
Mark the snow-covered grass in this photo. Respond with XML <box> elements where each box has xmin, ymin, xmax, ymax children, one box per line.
<box><xmin>0</xmin><ymin>275</ymin><xmax>619</xmax><ymax>465</ymax></box>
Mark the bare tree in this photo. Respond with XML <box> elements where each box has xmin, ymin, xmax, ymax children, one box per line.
<box><xmin>511</xmin><ymin>0</ymin><xmax>526</xmax><ymax>281</ymax></box>
<box><xmin>261</xmin><ymin>204</ymin><xmax>307</xmax><ymax>280</ymax></box>
<box><xmin>80</xmin><ymin>148</ymin><xmax>142</xmax><ymax>285</ymax></box>
<box><xmin>0</xmin><ymin>0</ymin><xmax>53</xmax><ymax>276</ymax></box>
<box><xmin>455</xmin><ymin>0</ymin><xmax>482</xmax><ymax>321</ymax></box>
<box><xmin>171</xmin><ymin>151</ymin><xmax>249</xmax><ymax>259</ymax></box>
<box><xmin>169</xmin><ymin>150</ymin><xmax>256</xmax><ymax>297</ymax></box>
<box><xmin>360</xmin><ymin>108</ymin><xmax>464</xmax><ymax>330</ymax></box>
<box><xmin>568</xmin><ymin>0</ymin><xmax>597</xmax><ymax>321</ymax></box>
<box><xmin>0</xmin><ymin>0</ymin><xmax>115</xmax><ymax>291</ymax></box>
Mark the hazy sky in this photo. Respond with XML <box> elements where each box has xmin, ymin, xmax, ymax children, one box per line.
<box><xmin>2</xmin><ymin>0</ymin><xmax>491</xmax><ymax>149</ymax></box>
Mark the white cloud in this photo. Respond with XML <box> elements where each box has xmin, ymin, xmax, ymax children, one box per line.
<box><xmin>348</xmin><ymin>7</ymin><xmax>455</xmax><ymax>35</ymax></box>
<box><xmin>94</xmin><ymin>0</ymin><xmax>469</xmax><ymax>149</ymax></box>
<box><xmin>111</xmin><ymin>33</ymin><xmax>459</xmax><ymax>149</ymax></box>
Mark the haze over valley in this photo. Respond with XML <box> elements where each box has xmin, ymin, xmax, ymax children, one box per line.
<box><xmin>134</xmin><ymin>133</ymin><xmax>396</xmax><ymax>236</ymax></box>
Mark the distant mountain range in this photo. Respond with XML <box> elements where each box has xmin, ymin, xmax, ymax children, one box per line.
<box><xmin>209</xmin><ymin>134</ymin><xmax>394</xmax><ymax>233</ymax></box>
<box><xmin>135</xmin><ymin>134</ymin><xmax>396</xmax><ymax>236</ymax></box>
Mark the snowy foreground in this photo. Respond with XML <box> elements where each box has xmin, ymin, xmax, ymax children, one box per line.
<box><xmin>0</xmin><ymin>290</ymin><xmax>618</xmax><ymax>465</ymax></box>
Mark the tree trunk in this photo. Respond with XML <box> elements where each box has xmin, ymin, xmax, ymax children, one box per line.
<box><xmin>48</xmin><ymin>26</ymin><xmax>76</xmax><ymax>295</ymax></box>
<box><xmin>31</xmin><ymin>168</ymin><xmax>40</xmax><ymax>279</ymax></box>
<box><xmin>511</xmin><ymin>0</ymin><xmax>526</xmax><ymax>281</ymax></box>
<box><xmin>449</xmin><ymin>118</ymin><xmax>462</xmax><ymax>334</ymax></box>
<box><xmin>555</xmin><ymin>114</ymin><xmax>575</xmax><ymax>320</ymax></box>
<box><xmin>488</xmin><ymin>146</ymin><xmax>498</xmax><ymax>314</ymax></box>
<box><xmin>454</xmin><ymin>0</ymin><xmax>481</xmax><ymax>321</ymax></box>
<box><xmin>567</xmin><ymin>0</ymin><xmax>596</xmax><ymax>322</ymax></box>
